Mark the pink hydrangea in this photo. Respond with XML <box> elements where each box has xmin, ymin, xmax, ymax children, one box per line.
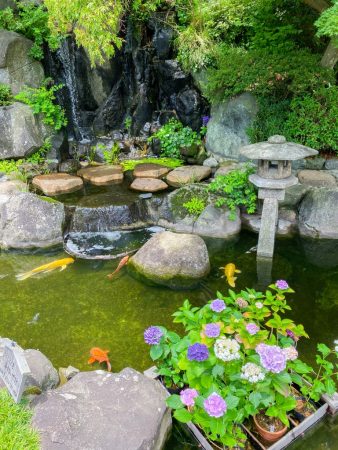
<box><xmin>256</xmin><ymin>343</ymin><xmax>287</xmax><ymax>373</ymax></box>
<box><xmin>180</xmin><ymin>388</ymin><xmax>198</xmax><ymax>407</ymax></box>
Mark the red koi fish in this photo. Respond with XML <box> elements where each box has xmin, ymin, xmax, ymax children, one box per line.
<box><xmin>107</xmin><ymin>255</ymin><xmax>129</xmax><ymax>279</ymax></box>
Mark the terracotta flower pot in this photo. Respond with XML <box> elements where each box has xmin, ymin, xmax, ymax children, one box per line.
<box><xmin>253</xmin><ymin>414</ymin><xmax>288</xmax><ymax>443</ymax></box>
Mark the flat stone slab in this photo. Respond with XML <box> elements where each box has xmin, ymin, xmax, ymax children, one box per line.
<box><xmin>77</xmin><ymin>165</ymin><xmax>123</xmax><ymax>185</ymax></box>
<box><xmin>32</xmin><ymin>174</ymin><xmax>83</xmax><ymax>195</ymax></box>
<box><xmin>130</xmin><ymin>178</ymin><xmax>168</xmax><ymax>193</ymax></box>
<box><xmin>166</xmin><ymin>165</ymin><xmax>211</xmax><ymax>187</ymax></box>
<box><xmin>298</xmin><ymin>170</ymin><xmax>337</xmax><ymax>188</ymax></box>
<box><xmin>32</xmin><ymin>368</ymin><xmax>171</xmax><ymax>450</ymax></box>
<box><xmin>133</xmin><ymin>163</ymin><xmax>171</xmax><ymax>179</ymax></box>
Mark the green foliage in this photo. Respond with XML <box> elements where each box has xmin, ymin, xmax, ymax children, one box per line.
<box><xmin>183</xmin><ymin>197</ymin><xmax>206</xmax><ymax>216</ymax></box>
<box><xmin>131</xmin><ymin>0</ymin><xmax>164</xmax><ymax>22</ymax></box>
<box><xmin>149</xmin><ymin>119</ymin><xmax>202</xmax><ymax>159</ymax></box>
<box><xmin>0</xmin><ymin>389</ymin><xmax>40</xmax><ymax>450</ymax></box>
<box><xmin>0</xmin><ymin>3</ymin><xmax>60</xmax><ymax>60</ymax></box>
<box><xmin>98</xmin><ymin>143</ymin><xmax>120</xmax><ymax>164</ymax></box>
<box><xmin>26</xmin><ymin>139</ymin><xmax>52</xmax><ymax>164</ymax></box>
<box><xmin>0</xmin><ymin>83</ymin><xmax>12</xmax><ymax>106</ymax></box>
<box><xmin>146</xmin><ymin>284</ymin><xmax>338</xmax><ymax>447</ymax></box>
<box><xmin>124</xmin><ymin>116</ymin><xmax>132</xmax><ymax>132</ymax></box>
<box><xmin>208</xmin><ymin>166</ymin><xmax>257</xmax><ymax>219</ymax></box>
<box><xmin>88</xmin><ymin>146</ymin><xmax>97</xmax><ymax>163</ymax></box>
<box><xmin>121</xmin><ymin>157</ymin><xmax>183</xmax><ymax>171</ymax></box>
<box><xmin>0</xmin><ymin>159</ymin><xmax>23</xmax><ymax>174</ymax></box>
<box><xmin>315</xmin><ymin>0</ymin><xmax>338</xmax><ymax>45</ymax></box>
<box><xmin>15</xmin><ymin>79</ymin><xmax>67</xmax><ymax>131</ymax></box>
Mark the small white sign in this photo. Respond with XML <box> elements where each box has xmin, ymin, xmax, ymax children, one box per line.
<box><xmin>0</xmin><ymin>341</ymin><xmax>31</xmax><ymax>403</ymax></box>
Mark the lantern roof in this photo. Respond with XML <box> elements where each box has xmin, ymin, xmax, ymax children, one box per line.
<box><xmin>240</xmin><ymin>135</ymin><xmax>318</xmax><ymax>161</ymax></box>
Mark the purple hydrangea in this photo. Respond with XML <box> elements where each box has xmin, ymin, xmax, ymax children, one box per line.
<box><xmin>256</xmin><ymin>344</ymin><xmax>287</xmax><ymax>373</ymax></box>
<box><xmin>246</xmin><ymin>323</ymin><xmax>260</xmax><ymax>335</ymax></box>
<box><xmin>210</xmin><ymin>299</ymin><xmax>226</xmax><ymax>313</ymax></box>
<box><xmin>202</xmin><ymin>115</ymin><xmax>210</xmax><ymax>126</ymax></box>
<box><xmin>205</xmin><ymin>323</ymin><xmax>221</xmax><ymax>338</ymax></box>
<box><xmin>187</xmin><ymin>343</ymin><xmax>209</xmax><ymax>362</ymax></box>
<box><xmin>286</xmin><ymin>329</ymin><xmax>298</xmax><ymax>342</ymax></box>
<box><xmin>276</xmin><ymin>280</ymin><xmax>289</xmax><ymax>290</ymax></box>
<box><xmin>180</xmin><ymin>388</ymin><xmax>198</xmax><ymax>407</ymax></box>
<box><xmin>203</xmin><ymin>393</ymin><xmax>227</xmax><ymax>418</ymax></box>
<box><xmin>144</xmin><ymin>326</ymin><xmax>163</xmax><ymax>345</ymax></box>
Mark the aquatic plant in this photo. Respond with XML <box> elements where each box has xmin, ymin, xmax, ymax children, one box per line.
<box><xmin>145</xmin><ymin>283</ymin><xmax>338</xmax><ymax>447</ymax></box>
<box><xmin>121</xmin><ymin>157</ymin><xmax>183</xmax><ymax>172</ymax></box>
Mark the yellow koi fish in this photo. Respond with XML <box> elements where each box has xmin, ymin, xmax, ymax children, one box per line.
<box><xmin>16</xmin><ymin>257</ymin><xmax>75</xmax><ymax>281</ymax></box>
<box><xmin>220</xmin><ymin>263</ymin><xmax>241</xmax><ymax>288</ymax></box>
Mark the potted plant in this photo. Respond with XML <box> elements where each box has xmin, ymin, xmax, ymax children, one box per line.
<box><xmin>144</xmin><ymin>281</ymin><xmax>338</xmax><ymax>448</ymax></box>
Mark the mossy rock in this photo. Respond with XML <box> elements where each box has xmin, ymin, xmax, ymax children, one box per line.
<box><xmin>167</xmin><ymin>183</ymin><xmax>211</xmax><ymax>221</ymax></box>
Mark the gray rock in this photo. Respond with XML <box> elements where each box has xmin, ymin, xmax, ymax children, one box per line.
<box><xmin>0</xmin><ymin>192</ymin><xmax>65</xmax><ymax>249</ymax></box>
<box><xmin>292</xmin><ymin>157</ymin><xmax>325</xmax><ymax>171</ymax></box>
<box><xmin>299</xmin><ymin>188</ymin><xmax>338</xmax><ymax>239</ymax></box>
<box><xmin>129</xmin><ymin>231</ymin><xmax>210</xmax><ymax>288</ymax></box>
<box><xmin>280</xmin><ymin>183</ymin><xmax>310</xmax><ymax>208</ymax></box>
<box><xmin>58</xmin><ymin>159</ymin><xmax>81</xmax><ymax>173</ymax></box>
<box><xmin>325</xmin><ymin>159</ymin><xmax>338</xmax><ymax>170</ymax></box>
<box><xmin>0</xmin><ymin>180</ymin><xmax>27</xmax><ymax>194</ymax></box>
<box><xmin>166</xmin><ymin>165</ymin><xmax>211</xmax><ymax>187</ymax></box>
<box><xmin>24</xmin><ymin>349</ymin><xmax>59</xmax><ymax>391</ymax></box>
<box><xmin>0</xmin><ymin>30</ymin><xmax>44</xmax><ymax>94</ymax></box>
<box><xmin>298</xmin><ymin>170</ymin><xmax>337</xmax><ymax>188</ymax></box>
<box><xmin>0</xmin><ymin>102</ymin><xmax>49</xmax><ymax>159</ymax></box>
<box><xmin>205</xmin><ymin>93</ymin><xmax>258</xmax><ymax>160</ymax></box>
<box><xmin>214</xmin><ymin>162</ymin><xmax>240</xmax><ymax>177</ymax></box>
<box><xmin>203</xmin><ymin>157</ymin><xmax>219</xmax><ymax>168</ymax></box>
<box><xmin>32</xmin><ymin>368</ymin><xmax>171</xmax><ymax>450</ymax></box>
<box><xmin>193</xmin><ymin>205</ymin><xmax>241</xmax><ymax>238</ymax></box>
<box><xmin>242</xmin><ymin>210</ymin><xmax>297</xmax><ymax>237</ymax></box>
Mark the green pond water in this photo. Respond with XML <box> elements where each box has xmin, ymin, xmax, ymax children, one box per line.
<box><xmin>0</xmin><ymin>231</ymin><xmax>337</xmax><ymax>448</ymax></box>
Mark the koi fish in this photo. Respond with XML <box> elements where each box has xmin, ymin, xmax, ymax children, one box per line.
<box><xmin>27</xmin><ymin>313</ymin><xmax>40</xmax><ymax>325</ymax></box>
<box><xmin>107</xmin><ymin>255</ymin><xmax>129</xmax><ymax>279</ymax></box>
<box><xmin>220</xmin><ymin>263</ymin><xmax>241</xmax><ymax>288</ymax></box>
<box><xmin>88</xmin><ymin>347</ymin><xmax>111</xmax><ymax>372</ymax></box>
<box><xmin>16</xmin><ymin>257</ymin><xmax>75</xmax><ymax>281</ymax></box>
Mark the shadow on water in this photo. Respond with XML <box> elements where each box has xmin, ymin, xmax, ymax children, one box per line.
<box><xmin>0</xmin><ymin>231</ymin><xmax>337</xmax><ymax>449</ymax></box>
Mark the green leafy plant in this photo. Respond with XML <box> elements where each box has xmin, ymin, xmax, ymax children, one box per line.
<box><xmin>121</xmin><ymin>157</ymin><xmax>183</xmax><ymax>172</ymax></box>
<box><xmin>88</xmin><ymin>146</ymin><xmax>97</xmax><ymax>163</ymax></box>
<box><xmin>26</xmin><ymin>139</ymin><xmax>52</xmax><ymax>164</ymax></box>
<box><xmin>15</xmin><ymin>79</ymin><xmax>67</xmax><ymax>131</ymax></box>
<box><xmin>0</xmin><ymin>159</ymin><xmax>23</xmax><ymax>174</ymax></box>
<box><xmin>99</xmin><ymin>143</ymin><xmax>120</xmax><ymax>164</ymax></box>
<box><xmin>144</xmin><ymin>283</ymin><xmax>338</xmax><ymax>447</ymax></box>
<box><xmin>0</xmin><ymin>83</ymin><xmax>13</xmax><ymax>106</ymax></box>
<box><xmin>124</xmin><ymin>116</ymin><xmax>132</xmax><ymax>132</ymax></box>
<box><xmin>149</xmin><ymin>119</ymin><xmax>202</xmax><ymax>159</ymax></box>
<box><xmin>208</xmin><ymin>166</ymin><xmax>257</xmax><ymax>220</ymax></box>
<box><xmin>183</xmin><ymin>197</ymin><xmax>206</xmax><ymax>216</ymax></box>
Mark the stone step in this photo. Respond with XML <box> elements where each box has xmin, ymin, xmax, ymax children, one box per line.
<box><xmin>77</xmin><ymin>165</ymin><xmax>123</xmax><ymax>185</ymax></box>
<box><xmin>32</xmin><ymin>173</ymin><xmax>83</xmax><ymax>195</ymax></box>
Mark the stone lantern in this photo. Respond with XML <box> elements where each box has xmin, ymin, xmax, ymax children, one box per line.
<box><xmin>240</xmin><ymin>135</ymin><xmax>318</xmax><ymax>258</ymax></box>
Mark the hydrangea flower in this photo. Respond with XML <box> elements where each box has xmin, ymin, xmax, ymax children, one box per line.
<box><xmin>241</xmin><ymin>363</ymin><xmax>265</xmax><ymax>383</ymax></box>
<box><xmin>236</xmin><ymin>297</ymin><xmax>248</xmax><ymax>309</ymax></box>
<box><xmin>210</xmin><ymin>299</ymin><xmax>226</xmax><ymax>312</ymax></box>
<box><xmin>180</xmin><ymin>388</ymin><xmax>198</xmax><ymax>407</ymax></box>
<box><xmin>255</xmin><ymin>301</ymin><xmax>263</xmax><ymax>309</ymax></box>
<box><xmin>144</xmin><ymin>326</ymin><xmax>163</xmax><ymax>345</ymax></box>
<box><xmin>204</xmin><ymin>323</ymin><xmax>221</xmax><ymax>338</ymax></box>
<box><xmin>283</xmin><ymin>346</ymin><xmax>298</xmax><ymax>361</ymax></box>
<box><xmin>187</xmin><ymin>343</ymin><xmax>209</xmax><ymax>362</ymax></box>
<box><xmin>203</xmin><ymin>393</ymin><xmax>227</xmax><ymax>418</ymax></box>
<box><xmin>202</xmin><ymin>115</ymin><xmax>210</xmax><ymax>126</ymax></box>
<box><xmin>214</xmin><ymin>337</ymin><xmax>240</xmax><ymax>362</ymax></box>
<box><xmin>256</xmin><ymin>343</ymin><xmax>287</xmax><ymax>373</ymax></box>
<box><xmin>276</xmin><ymin>280</ymin><xmax>289</xmax><ymax>290</ymax></box>
<box><xmin>246</xmin><ymin>323</ymin><xmax>260</xmax><ymax>335</ymax></box>
<box><xmin>286</xmin><ymin>329</ymin><xmax>298</xmax><ymax>342</ymax></box>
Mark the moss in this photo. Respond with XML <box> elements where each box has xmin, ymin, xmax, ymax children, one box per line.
<box><xmin>37</xmin><ymin>195</ymin><xmax>60</xmax><ymax>204</ymax></box>
<box><xmin>169</xmin><ymin>184</ymin><xmax>210</xmax><ymax>219</ymax></box>
<box><xmin>121</xmin><ymin>157</ymin><xmax>183</xmax><ymax>172</ymax></box>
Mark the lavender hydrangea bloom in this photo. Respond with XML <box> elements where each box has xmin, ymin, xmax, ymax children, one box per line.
<box><xmin>187</xmin><ymin>343</ymin><xmax>209</xmax><ymax>362</ymax></box>
<box><xmin>246</xmin><ymin>323</ymin><xmax>260</xmax><ymax>335</ymax></box>
<box><xmin>283</xmin><ymin>346</ymin><xmax>298</xmax><ymax>361</ymax></box>
<box><xmin>276</xmin><ymin>280</ymin><xmax>289</xmax><ymax>290</ymax></box>
<box><xmin>144</xmin><ymin>326</ymin><xmax>163</xmax><ymax>345</ymax></box>
<box><xmin>204</xmin><ymin>393</ymin><xmax>227</xmax><ymax>418</ymax></box>
<box><xmin>205</xmin><ymin>323</ymin><xmax>221</xmax><ymax>338</ymax></box>
<box><xmin>180</xmin><ymin>388</ymin><xmax>198</xmax><ymax>407</ymax></box>
<box><xmin>256</xmin><ymin>344</ymin><xmax>287</xmax><ymax>373</ymax></box>
<box><xmin>210</xmin><ymin>299</ymin><xmax>226</xmax><ymax>312</ymax></box>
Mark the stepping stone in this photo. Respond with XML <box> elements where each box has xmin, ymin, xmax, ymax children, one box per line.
<box><xmin>166</xmin><ymin>165</ymin><xmax>211</xmax><ymax>187</ymax></box>
<box><xmin>133</xmin><ymin>163</ymin><xmax>171</xmax><ymax>179</ymax></box>
<box><xmin>130</xmin><ymin>177</ymin><xmax>168</xmax><ymax>192</ymax></box>
<box><xmin>77</xmin><ymin>165</ymin><xmax>123</xmax><ymax>185</ymax></box>
<box><xmin>32</xmin><ymin>173</ymin><xmax>83</xmax><ymax>195</ymax></box>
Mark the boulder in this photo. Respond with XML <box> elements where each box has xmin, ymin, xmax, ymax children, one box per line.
<box><xmin>129</xmin><ymin>231</ymin><xmax>210</xmax><ymax>288</ymax></box>
<box><xmin>166</xmin><ymin>165</ymin><xmax>211</xmax><ymax>187</ymax></box>
<box><xmin>77</xmin><ymin>165</ymin><xmax>123</xmax><ymax>185</ymax></box>
<box><xmin>214</xmin><ymin>162</ymin><xmax>240</xmax><ymax>177</ymax></box>
<box><xmin>58</xmin><ymin>159</ymin><xmax>81</xmax><ymax>173</ymax></box>
<box><xmin>324</xmin><ymin>159</ymin><xmax>338</xmax><ymax>170</ymax></box>
<box><xmin>299</xmin><ymin>188</ymin><xmax>338</xmax><ymax>239</ymax></box>
<box><xmin>32</xmin><ymin>173</ymin><xmax>84</xmax><ymax>196</ymax></box>
<box><xmin>193</xmin><ymin>205</ymin><xmax>241</xmax><ymax>238</ymax></box>
<box><xmin>32</xmin><ymin>368</ymin><xmax>171</xmax><ymax>450</ymax></box>
<box><xmin>0</xmin><ymin>30</ymin><xmax>44</xmax><ymax>94</ymax></box>
<box><xmin>280</xmin><ymin>183</ymin><xmax>310</xmax><ymax>208</ymax></box>
<box><xmin>0</xmin><ymin>179</ymin><xmax>27</xmax><ymax>194</ymax></box>
<box><xmin>133</xmin><ymin>163</ymin><xmax>171</xmax><ymax>179</ymax></box>
<box><xmin>0</xmin><ymin>102</ymin><xmax>49</xmax><ymax>159</ymax></box>
<box><xmin>205</xmin><ymin>93</ymin><xmax>258</xmax><ymax>160</ymax></box>
<box><xmin>241</xmin><ymin>209</ymin><xmax>297</xmax><ymax>237</ymax></box>
<box><xmin>0</xmin><ymin>192</ymin><xmax>64</xmax><ymax>249</ymax></box>
<box><xmin>298</xmin><ymin>170</ymin><xmax>337</xmax><ymax>188</ymax></box>
<box><xmin>24</xmin><ymin>349</ymin><xmax>59</xmax><ymax>392</ymax></box>
<box><xmin>203</xmin><ymin>157</ymin><xmax>219</xmax><ymax>168</ymax></box>
<box><xmin>130</xmin><ymin>178</ymin><xmax>168</xmax><ymax>193</ymax></box>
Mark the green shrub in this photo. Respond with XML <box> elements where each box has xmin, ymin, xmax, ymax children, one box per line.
<box><xmin>0</xmin><ymin>3</ymin><xmax>60</xmax><ymax>60</ymax></box>
<box><xmin>183</xmin><ymin>197</ymin><xmax>206</xmax><ymax>216</ymax></box>
<box><xmin>26</xmin><ymin>138</ymin><xmax>52</xmax><ymax>164</ymax></box>
<box><xmin>121</xmin><ymin>157</ymin><xmax>183</xmax><ymax>171</ymax></box>
<box><xmin>0</xmin><ymin>159</ymin><xmax>22</xmax><ymax>174</ymax></box>
<box><xmin>0</xmin><ymin>83</ymin><xmax>13</xmax><ymax>106</ymax></box>
<box><xmin>208</xmin><ymin>166</ymin><xmax>257</xmax><ymax>220</ymax></box>
<box><xmin>98</xmin><ymin>143</ymin><xmax>120</xmax><ymax>164</ymax></box>
<box><xmin>15</xmin><ymin>79</ymin><xmax>67</xmax><ymax>131</ymax></box>
<box><xmin>149</xmin><ymin>119</ymin><xmax>202</xmax><ymax>159</ymax></box>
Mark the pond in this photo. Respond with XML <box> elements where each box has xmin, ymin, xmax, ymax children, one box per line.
<box><xmin>0</xmin><ymin>231</ymin><xmax>337</xmax><ymax>449</ymax></box>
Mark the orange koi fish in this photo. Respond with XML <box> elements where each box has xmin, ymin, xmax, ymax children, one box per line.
<box><xmin>107</xmin><ymin>255</ymin><xmax>129</xmax><ymax>279</ymax></box>
<box><xmin>88</xmin><ymin>347</ymin><xmax>111</xmax><ymax>372</ymax></box>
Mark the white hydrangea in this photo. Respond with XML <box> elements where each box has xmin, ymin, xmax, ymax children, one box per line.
<box><xmin>214</xmin><ymin>337</ymin><xmax>240</xmax><ymax>362</ymax></box>
<box><xmin>241</xmin><ymin>363</ymin><xmax>265</xmax><ymax>383</ymax></box>
<box><xmin>283</xmin><ymin>346</ymin><xmax>298</xmax><ymax>361</ymax></box>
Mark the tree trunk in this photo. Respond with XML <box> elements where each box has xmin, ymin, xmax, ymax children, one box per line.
<box><xmin>320</xmin><ymin>39</ymin><xmax>338</xmax><ymax>68</ymax></box>
<box><xmin>303</xmin><ymin>0</ymin><xmax>330</xmax><ymax>13</ymax></box>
